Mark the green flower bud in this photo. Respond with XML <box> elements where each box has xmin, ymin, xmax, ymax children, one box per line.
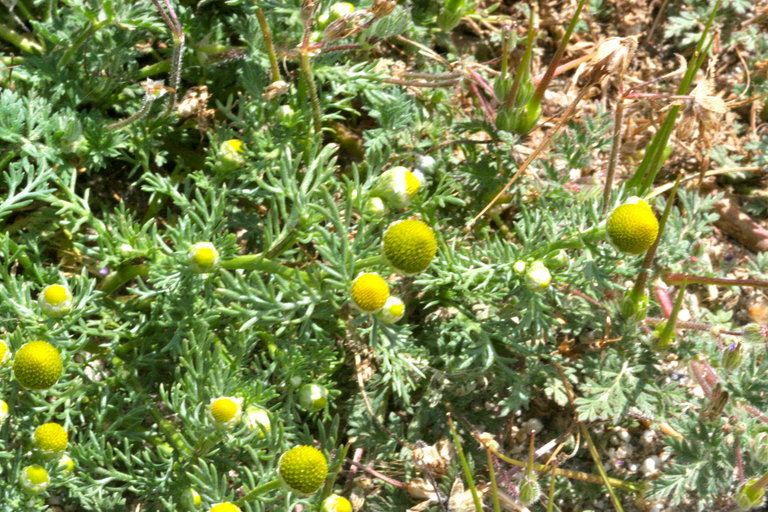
<box><xmin>244</xmin><ymin>405</ymin><xmax>271</xmax><ymax>438</ymax></box>
<box><xmin>744</xmin><ymin>324</ymin><xmax>767</xmax><ymax>347</ymax></box>
<box><xmin>437</xmin><ymin>0</ymin><xmax>466</xmax><ymax>31</ymax></box>
<box><xmin>298</xmin><ymin>383</ymin><xmax>328</xmax><ymax>412</ymax></box>
<box><xmin>377</xmin><ymin>296</ymin><xmax>405</xmax><ymax>323</ymax></box>
<box><xmin>217</xmin><ymin>139</ymin><xmax>246</xmax><ymax>171</ymax></box>
<box><xmin>510</xmin><ymin>98</ymin><xmax>541</xmax><ymax>135</ymax></box>
<box><xmin>494</xmin><ymin>74</ymin><xmax>513</xmax><ymax>103</ymax></box>
<box><xmin>371</xmin><ymin>166</ymin><xmax>424</xmax><ymax>210</ymax></box>
<box><xmin>519</xmin><ymin>475</ymin><xmax>541</xmax><ymax>505</ymax></box>
<box><xmin>753</xmin><ymin>433</ymin><xmax>768</xmax><ymax>465</ymax></box>
<box><xmin>525</xmin><ymin>261</ymin><xmax>551</xmax><ymax>291</ymax></box>
<box><xmin>735</xmin><ymin>478</ymin><xmax>766</xmax><ymax>510</ymax></box>
<box><xmin>512</xmin><ymin>261</ymin><xmax>527</xmax><ymax>275</ymax></box>
<box><xmin>544</xmin><ymin>249</ymin><xmax>569</xmax><ymax>269</ymax></box>
<box><xmin>721</xmin><ymin>342</ymin><xmax>744</xmax><ymax>372</ymax></box>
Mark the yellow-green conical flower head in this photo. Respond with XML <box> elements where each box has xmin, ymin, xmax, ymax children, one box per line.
<box><xmin>208</xmin><ymin>397</ymin><xmax>243</xmax><ymax>429</ymax></box>
<box><xmin>13</xmin><ymin>341</ymin><xmax>63</xmax><ymax>390</ymax></box>
<box><xmin>0</xmin><ymin>399</ymin><xmax>8</xmax><ymax>425</ymax></box>
<box><xmin>382</xmin><ymin>219</ymin><xmax>437</xmax><ymax>275</ymax></box>
<box><xmin>40</xmin><ymin>284</ymin><xmax>73</xmax><ymax>318</ymax></box>
<box><xmin>279</xmin><ymin>445</ymin><xmax>328</xmax><ymax>496</ymax></box>
<box><xmin>33</xmin><ymin>422</ymin><xmax>68</xmax><ymax>456</ymax></box>
<box><xmin>606</xmin><ymin>198</ymin><xmax>659</xmax><ymax>255</ymax></box>
<box><xmin>322</xmin><ymin>494</ymin><xmax>353</xmax><ymax>512</ymax></box>
<box><xmin>350</xmin><ymin>273</ymin><xmax>390</xmax><ymax>313</ymax></box>
<box><xmin>188</xmin><ymin>242</ymin><xmax>220</xmax><ymax>273</ymax></box>
<box><xmin>208</xmin><ymin>503</ymin><xmax>241</xmax><ymax>512</ymax></box>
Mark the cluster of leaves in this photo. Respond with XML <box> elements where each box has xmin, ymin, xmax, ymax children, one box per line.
<box><xmin>0</xmin><ymin>0</ymin><xmax>767</xmax><ymax>511</ymax></box>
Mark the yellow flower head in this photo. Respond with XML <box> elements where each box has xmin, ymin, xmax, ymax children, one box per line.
<box><xmin>208</xmin><ymin>503</ymin><xmax>242</xmax><ymax>512</ymax></box>
<box><xmin>377</xmin><ymin>296</ymin><xmax>405</xmax><ymax>323</ymax></box>
<box><xmin>350</xmin><ymin>273</ymin><xmax>390</xmax><ymax>313</ymax></box>
<box><xmin>40</xmin><ymin>284</ymin><xmax>73</xmax><ymax>318</ymax></box>
<box><xmin>244</xmin><ymin>405</ymin><xmax>271</xmax><ymax>438</ymax></box>
<box><xmin>13</xmin><ymin>341</ymin><xmax>63</xmax><ymax>390</ymax></box>
<box><xmin>382</xmin><ymin>219</ymin><xmax>437</xmax><ymax>275</ymax></box>
<box><xmin>322</xmin><ymin>494</ymin><xmax>353</xmax><ymax>512</ymax></box>
<box><xmin>0</xmin><ymin>340</ymin><xmax>10</xmax><ymax>365</ymax></box>
<box><xmin>33</xmin><ymin>422</ymin><xmax>68</xmax><ymax>456</ymax></box>
<box><xmin>20</xmin><ymin>464</ymin><xmax>49</xmax><ymax>494</ymax></box>
<box><xmin>188</xmin><ymin>242</ymin><xmax>220</xmax><ymax>273</ymax></box>
<box><xmin>297</xmin><ymin>383</ymin><xmax>329</xmax><ymax>412</ymax></box>
<box><xmin>279</xmin><ymin>445</ymin><xmax>329</xmax><ymax>496</ymax></box>
<box><xmin>606</xmin><ymin>198</ymin><xmax>659</xmax><ymax>255</ymax></box>
<box><xmin>182</xmin><ymin>488</ymin><xmax>203</xmax><ymax>508</ymax></box>
<box><xmin>209</xmin><ymin>397</ymin><xmax>243</xmax><ymax>428</ymax></box>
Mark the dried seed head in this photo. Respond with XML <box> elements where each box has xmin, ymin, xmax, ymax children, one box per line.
<box><xmin>574</xmin><ymin>36</ymin><xmax>637</xmax><ymax>86</ymax></box>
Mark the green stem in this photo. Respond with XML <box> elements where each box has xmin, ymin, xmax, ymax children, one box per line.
<box><xmin>59</xmin><ymin>20</ymin><xmax>109</xmax><ymax>68</ymax></box>
<box><xmin>234</xmin><ymin>478</ymin><xmax>282</xmax><ymax>506</ymax></box>
<box><xmin>255</xmin><ymin>5</ymin><xmax>281</xmax><ymax>83</ymax></box>
<box><xmin>139</xmin><ymin>59</ymin><xmax>172</xmax><ymax>78</ymax></box>
<box><xmin>221</xmin><ymin>254</ymin><xmax>309</xmax><ymax>282</ymax></box>
<box><xmin>655</xmin><ymin>278</ymin><xmax>687</xmax><ymax>349</ymax></box>
<box><xmin>0</xmin><ymin>23</ymin><xmax>43</xmax><ymax>53</ymax></box>
<box><xmin>485</xmin><ymin>444</ymin><xmax>641</xmax><ymax>493</ymax></box>
<box><xmin>98</xmin><ymin>264</ymin><xmax>150</xmax><ymax>295</ymax></box>
<box><xmin>487</xmin><ymin>449</ymin><xmax>502</xmax><ymax>512</ymax></box>
<box><xmin>627</xmin><ymin>0</ymin><xmax>722</xmax><ymax>193</ymax></box>
<box><xmin>663</xmin><ymin>273</ymin><xmax>768</xmax><ymax>289</ymax></box>
<box><xmin>579</xmin><ymin>422</ymin><xmax>624</xmax><ymax>512</ymax></box>
<box><xmin>625</xmin><ymin>174</ymin><xmax>682</xmax><ymax>317</ymax></box>
<box><xmin>531</xmin><ymin>0</ymin><xmax>588</xmax><ymax>105</ymax></box>
<box><xmin>299</xmin><ymin>50</ymin><xmax>322</xmax><ymax>132</ymax></box>
<box><xmin>448</xmin><ymin>414</ymin><xmax>483</xmax><ymax>512</ymax></box>
<box><xmin>353</xmin><ymin>255</ymin><xmax>385</xmax><ymax>272</ymax></box>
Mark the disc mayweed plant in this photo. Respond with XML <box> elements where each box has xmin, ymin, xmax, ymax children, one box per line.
<box><xmin>12</xmin><ymin>341</ymin><xmax>63</xmax><ymax>390</ymax></box>
<box><xmin>606</xmin><ymin>197</ymin><xmax>659</xmax><ymax>255</ymax></box>
<box><xmin>278</xmin><ymin>445</ymin><xmax>328</xmax><ymax>496</ymax></box>
<box><xmin>382</xmin><ymin>219</ymin><xmax>437</xmax><ymax>275</ymax></box>
<box><xmin>33</xmin><ymin>422</ymin><xmax>68</xmax><ymax>457</ymax></box>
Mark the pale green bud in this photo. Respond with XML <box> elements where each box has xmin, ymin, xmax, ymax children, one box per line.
<box><xmin>735</xmin><ymin>479</ymin><xmax>766</xmax><ymax>510</ymax></box>
<box><xmin>298</xmin><ymin>383</ymin><xmax>328</xmax><ymax>412</ymax></box>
